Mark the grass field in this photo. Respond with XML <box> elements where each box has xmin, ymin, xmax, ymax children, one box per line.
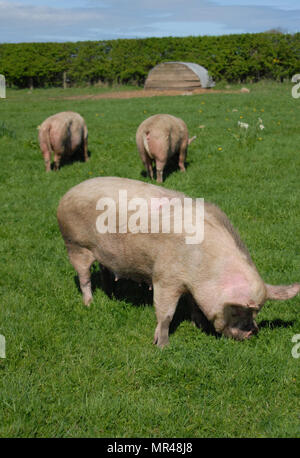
<box><xmin>0</xmin><ymin>81</ymin><xmax>299</xmax><ymax>438</ymax></box>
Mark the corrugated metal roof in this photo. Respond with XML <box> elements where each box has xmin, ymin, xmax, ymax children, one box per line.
<box><xmin>165</xmin><ymin>62</ymin><xmax>215</xmax><ymax>88</ymax></box>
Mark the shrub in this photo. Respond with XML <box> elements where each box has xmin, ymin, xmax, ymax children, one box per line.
<box><xmin>1</xmin><ymin>33</ymin><xmax>300</xmax><ymax>88</ymax></box>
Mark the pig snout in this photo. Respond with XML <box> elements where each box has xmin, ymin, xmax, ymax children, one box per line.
<box><xmin>218</xmin><ymin>305</ymin><xmax>259</xmax><ymax>340</ymax></box>
<box><xmin>223</xmin><ymin>322</ymin><xmax>258</xmax><ymax>341</ymax></box>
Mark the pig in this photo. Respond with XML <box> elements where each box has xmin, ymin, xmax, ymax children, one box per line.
<box><xmin>57</xmin><ymin>177</ymin><xmax>299</xmax><ymax>347</ymax></box>
<box><xmin>136</xmin><ymin>114</ymin><xmax>196</xmax><ymax>182</ymax></box>
<box><xmin>38</xmin><ymin>111</ymin><xmax>88</xmax><ymax>172</ymax></box>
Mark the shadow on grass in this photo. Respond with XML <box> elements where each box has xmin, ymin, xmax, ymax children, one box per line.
<box><xmin>74</xmin><ymin>264</ymin><xmax>217</xmax><ymax>338</ymax></box>
<box><xmin>258</xmin><ymin>319</ymin><xmax>295</xmax><ymax>329</ymax></box>
<box><xmin>140</xmin><ymin>155</ymin><xmax>190</xmax><ymax>182</ymax></box>
<box><xmin>51</xmin><ymin>148</ymin><xmax>92</xmax><ymax>170</ymax></box>
<box><xmin>74</xmin><ymin>266</ymin><xmax>295</xmax><ymax>340</ymax></box>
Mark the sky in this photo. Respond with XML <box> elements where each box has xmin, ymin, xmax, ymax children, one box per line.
<box><xmin>0</xmin><ymin>0</ymin><xmax>300</xmax><ymax>43</ymax></box>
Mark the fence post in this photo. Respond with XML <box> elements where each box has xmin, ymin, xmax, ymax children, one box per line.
<box><xmin>63</xmin><ymin>71</ymin><xmax>68</xmax><ymax>89</ymax></box>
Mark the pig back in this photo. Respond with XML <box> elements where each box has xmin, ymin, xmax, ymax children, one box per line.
<box><xmin>137</xmin><ymin>114</ymin><xmax>188</xmax><ymax>145</ymax></box>
<box><xmin>41</xmin><ymin>111</ymin><xmax>86</xmax><ymax>151</ymax></box>
<box><xmin>57</xmin><ymin>177</ymin><xmax>187</xmax><ymax>280</ymax></box>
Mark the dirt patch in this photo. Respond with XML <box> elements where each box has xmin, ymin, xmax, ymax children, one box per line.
<box><xmin>53</xmin><ymin>88</ymin><xmax>245</xmax><ymax>101</ymax></box>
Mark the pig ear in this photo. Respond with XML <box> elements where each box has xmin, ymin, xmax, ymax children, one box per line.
<box><xmin>188</xmin><ymin>135</ymin><xmax>196</xmax><ymax>145</ymax></box>
<box><xmin>229</xmin><ymin>300</ymin><xmax>260</xmax><ymax>311</ymax></box>
<box><xmin>265</xmin><ymin>283</ymin><xmax>300</xmax><ymax>301</ymax></box>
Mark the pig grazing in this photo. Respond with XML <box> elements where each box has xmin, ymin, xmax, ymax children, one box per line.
<box><xmin>57</xmin><ymin>177</ymin><xmax>299</xmax><ymax>347</ymax></box>
<box><xmin>136</xmin><ymin>114</ymin><xmax>196</xmax><ymax>182</ymax></box>
<box><xmin>38</xmin><ymin>111</ymin><xmax>88</xmax><ymax>172</ymax></box>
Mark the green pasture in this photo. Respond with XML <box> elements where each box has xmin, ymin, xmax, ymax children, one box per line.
<box><xmin>0</xmin><ymin>81</ymin><xmax>299</xmax><ymax>437</ymax></box>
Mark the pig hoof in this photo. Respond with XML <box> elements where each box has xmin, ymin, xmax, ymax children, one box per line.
<box><xmin>157</xmin><ymin>340</ymin><xmax>168</xmax><ymax>349</ymax></box>
<box><xmin>153</xmin><ymin>329</ymin><xmax>159</xmax><ymax>346</ymax></box>
<box><xmin>153</xmin><ymin>330</ymin><xmax>168</xmax><ymax>348</ymax></box>
<box><xmin>83</xmin><ymin>297</ymin><xmax>93</xmax><ymax>306</ymax></box>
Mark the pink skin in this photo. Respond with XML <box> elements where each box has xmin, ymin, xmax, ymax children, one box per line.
<box><xmin>38</xmin><ymin>111</ymin><xmax>88</xmax><ymax>172</ymax></box>
<box><xmin>136</xmin><ymin>114</ymin><xmax>196</xmax><ymax>183</ymax></box>
<box><xmin>57</xmin><ymin>177</ymin><xmax>300</xmax><ymax>347</ymax></box>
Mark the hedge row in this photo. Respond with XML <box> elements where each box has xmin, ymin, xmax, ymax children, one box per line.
<box><xmin>1</xmin><ymin>33</ymin><xmax>300</xmax><ymax>88</ymax></box>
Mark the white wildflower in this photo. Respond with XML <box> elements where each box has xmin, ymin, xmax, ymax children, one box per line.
<box><xmin>238</xmin><ymin>121</ymin><xmax>249</xmax><ymax>129</ymax></box>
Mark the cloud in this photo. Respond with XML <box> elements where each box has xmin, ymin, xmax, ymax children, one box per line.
<box><xmin>0</xmin><ymin>0</ymin><xmax>299</xmax><ymax>43</ymax></box>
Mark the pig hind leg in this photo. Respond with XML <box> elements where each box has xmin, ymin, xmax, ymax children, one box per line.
<box><xmin>140</xmin><ymin>152</ymin><xmax>154</xmax><ymax>179</ymax></box>
<box><xmin>155</xmin><ymin>159</ymin><xmax>167</xmax><ymax>183</ymax></box>
<box><xmin>39</xmin><ymin>137</ymin><xmax>52</xmax><ymax>172</ymax></box>
<box><xmin>83</xmin><ymin>129</ymin><xmax>89</xmax><ymax>162</ymax></box>
<box><xmin>153</xmin><ymin>282</ymin><xmax>181</xmax><ymax>347</ymax></box>
<box><xmin>67</xmin><ymin>244</ymin><xmax>96</xmax><ymax>305</ymax></box>
<box><xmin>53</xmin><ymin>150</ymin><xmax>64</xmax><ymax>171</ymax></box>
<box><xmin>72</xmin><ymin>128</ymin><xmax>89</xmax><ymax>163</ymax></box>
<box><xmin>40</xmin><ymin>144</ymin><xmax>52</xmax><ymax>172</ymax></box>
<box><xmin>146</xmin><ymin>134</ymin><xmax>167</xmax><ymax>183</ymax></box>
<box><xmin>178</xmin><ymin>141</ymin><xmax>188</xmax><ymax>172</ymax></box>
<box><xmin>144</xmin><ymin>155</ymin><xmax>154</xmax><ymax>180</ymax></box>
<box><xmin>138</xmin><ymin>133</ymin><xmax>154</xmax><ymax>179</ymax></box>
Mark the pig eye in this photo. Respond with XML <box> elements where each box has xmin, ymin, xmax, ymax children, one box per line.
<box><xmin>229</xmin><ymin>306</ymin><xmax>244</xmax><ymax>317</ymax></box>
<box><xmin>231</xmin><ymin>311</ymin><xmax>242</xmax><ymax>318</ymax></box>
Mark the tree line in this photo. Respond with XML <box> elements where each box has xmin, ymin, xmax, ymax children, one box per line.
<box><xmin>0</xmin><ymin>33</ymin><xmax>300</xmax><ymax>88</ymax></box>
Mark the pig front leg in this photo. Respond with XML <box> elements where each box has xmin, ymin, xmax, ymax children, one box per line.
<box><xmin>67</xmin><ymin>244</ymin><xmax>96</xmax><ymax>305</ymax></box>
<box><xmin>153</xmin><ymin>282</ymin><xmax>181</xmax><ymax>347</ymax></box>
